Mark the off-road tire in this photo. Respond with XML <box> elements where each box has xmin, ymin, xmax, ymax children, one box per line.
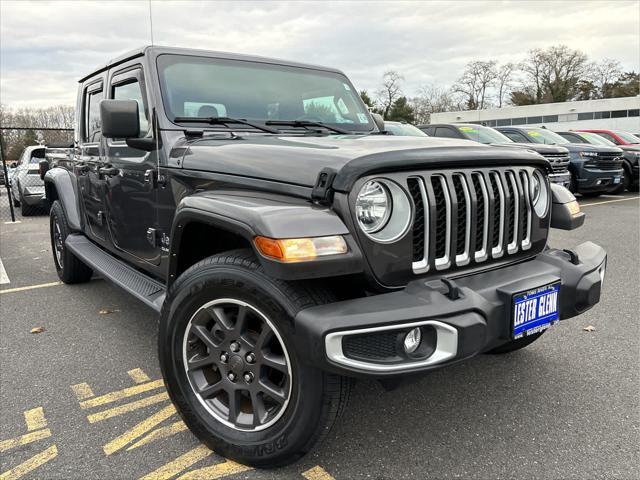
<box><xmin>159</xmin><ymin>249</ymin><xmax>351</xmax><ymax>468</ymax></box>
<box><xmin>50</xmin><ymin>200</ymin><xmax>93</xmax><ymax>283</ymax></box>
<box><xmin>486</xmin><ymin>331</ymin><xmax>545</xmax><ymax>354</ymax></box>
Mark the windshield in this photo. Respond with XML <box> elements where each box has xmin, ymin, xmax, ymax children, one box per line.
<box><xmin>524</xmin><ymin>129</ymin><xmax>568</xmax><ymax>145</ymax></box>
<box><xmin>613</xmin><ymin>130</ymin><xmax>640</xmax><ymax>144</ymax></box>
<box><xmin>457</xmin><ymin>125</ymin><xmax>512</xmax><ymax>144</ymax></box>
<box><xmin>579</xmin><ymin>132</ymin><xmax>616</xmax><ymax>146</ymax></box>
<box><xmin>384</xmin><ymin>123</ymin><xmax>427</xmax><ymax>136</ymax></box>
<box><xmin>157</xmin><ymin>54</ymin><xmax>374</xmax><ymax>132</ymax></box>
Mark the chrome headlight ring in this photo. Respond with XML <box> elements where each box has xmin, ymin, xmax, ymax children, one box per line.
<box><xmin>355</xmin><ymin>179</ymin><xmax>412</xmax><ymax>243</ymax></box>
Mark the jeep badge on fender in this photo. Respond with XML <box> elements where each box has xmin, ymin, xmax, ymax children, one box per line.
<box><xmin>43</xmin><ymin>46</ymin><xmax>606</xmax><ymax>468</ymax></box>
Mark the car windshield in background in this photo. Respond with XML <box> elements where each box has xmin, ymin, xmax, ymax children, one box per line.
<box><xmin>525</xmin><ymin>129</ymin><xmax>568</xmax><ymax>145</ymax></box>
<box><xmin>157</xmin><ymin>54</ymin><xmax>373</xmax><ymax>132</ymax></box>
<box><xmin>384</xmin><ymin>123</ymin><xmax>428</xmax><ymax>136</ymax></box>
<box><xmin>613</xmin><ymin>130</ymin><xmax>640</xmax><ymax>144</ymax></box>
<box><xmin>458</xmin><ymin>125</ymin><xmax>511</xmax><ymax>144</ymax></box>
<box><xmin>579</xmin><ymin>132</ymin><xmax>616</xmax><ymax>146</ymax></box>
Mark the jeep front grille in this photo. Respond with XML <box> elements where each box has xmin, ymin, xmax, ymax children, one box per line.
<box><xmin>407</xmin><ymin>168</ymin><xmax>535</xmax><ymax>274</ymax></box>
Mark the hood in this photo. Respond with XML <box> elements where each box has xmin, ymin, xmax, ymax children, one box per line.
<box><xmin>490</xmin><ymin>142</ymin><xmax>569</xmax><ymax>155</ymax></box>
<box><xmin>556</xmin><ymin>142</ymin><xmax>623</xmax><ymax>154</ymax></box>
<box><xmin>618</xmin><ymin>144</ymin><xmax>640</xmax><ymax>152</ymax></box>
<box><xmin>179</xmin><ymin>134</ymin><xmax>544</xmax><ymax>188</ymax></box>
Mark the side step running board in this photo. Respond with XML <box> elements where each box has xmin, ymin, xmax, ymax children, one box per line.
<box><xmin>65</xmin><ymin>234</ymin><xmax>166</xmax><ymax>312</ymax></box>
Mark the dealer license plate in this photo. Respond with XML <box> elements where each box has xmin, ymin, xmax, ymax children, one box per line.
<box><xmin>512</xmin><ymin>282</ymin><xmax>560</xmax><ymax>339</ymax></box>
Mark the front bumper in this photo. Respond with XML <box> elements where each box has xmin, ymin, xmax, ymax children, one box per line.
<box><xmin>22</xmin><ymin>185</ymin><xmax>46</xmax><ymax>205</ymax></box>
<box><xmin>576</xmin><ymin>167</ymin><xmax>624</xmax><ymax>193</ymax></box>
<box><xmin>548</xmin><ymin>171</ymin><xmax>572</xmax><ymax>188</ymax></box>
<box><xmin>295</xmin><ymin>242</ymin><xmax>606</xmax><ymax>377</ymax></box>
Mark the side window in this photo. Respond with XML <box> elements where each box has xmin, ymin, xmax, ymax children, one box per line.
<box><xmin>112</xmin><ymin>78</ymin><xmax>149</xmax><ymax>137</ymax></box>
<box><xmin>84</xmin><ymin>87</ymin><xmax>104</xmax><ymax>143</ymax></box>
<box><xmin>597</xmin><ymin>132</ymin><xmax>618</xmax><ymax>144</ymax></box>
<box><xmin>435</xmin><ymin>127</ymin><xmax>459</xmax><ymax>138</ymax></box>
<box><xmin>503</xmin><ymin>131</ymin><xmax>528</xmax><ymax>143</ymax></box>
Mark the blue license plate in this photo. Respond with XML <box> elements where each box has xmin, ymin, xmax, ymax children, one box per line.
<box><xmin>512</xmin><ymin>282</ymin><xmax>560</xmax><ymax>339</ymax></box>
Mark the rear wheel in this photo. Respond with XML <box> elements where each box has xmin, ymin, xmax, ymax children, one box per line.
<box><xmin>50</xmin><ymin>200</ymin><xmax>93</xmax><ymax>283</ymax></box>
<box><xmin>159</xmin><ymin>249</ymin><xmax>351</xmax><ymax>468</ymax></box>
<box><xmin>486</xmin><ymin>332</ymin><xmax>545</xmax><ymax>354</ymax></box>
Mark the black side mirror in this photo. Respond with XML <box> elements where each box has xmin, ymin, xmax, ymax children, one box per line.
<box><xmin>371</xmin><ymin>113</ymin><xmax>386</xmax><ymax>132</ymax></box>
<box><xmin>100</xmin><ymin>100</ymin><xmax>140</xmax><ymax>139</ymax></box>
<box><xmin>10</xmin><ymin>162</ymin><xmax>18</xmax><ymax>169</ymax></box>
<box><xmin>39</xmin><ymin>159</ymin><xmax>50</xmax><ymax>180</ymax></box>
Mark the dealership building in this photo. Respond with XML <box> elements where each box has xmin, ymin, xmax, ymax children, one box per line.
<box><xmin>430</xmin><ymin>96</ymin><xmax>640</xmax><ymax>132</ymax></box>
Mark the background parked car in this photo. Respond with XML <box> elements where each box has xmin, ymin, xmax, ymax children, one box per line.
<box><xmin>384</xmin><ymin>121</ymin><xmax>429</xmax><ymax>136</ymax></box>
<box><xmin>420</xmin><ymin>123</ymin><xmax>572</xmax><ymax>188</ymax></box>
<box><xmin>496</xmin><ymin>126</ymin><xmax>624</xmax><ymax>196</ymax></box>
<box><xmin>577</xmin><ymin>129</ymin><xmax>640</xmax><ymax>146</ymax></box>
<box><xmin>557</xmin><ymin>130</ymin><xmax>639</xmax><ymax>192</ymax></box>
<box><xmin>10</xmin><ymin>145</ymin><xmax>47</xmax><ymax>215</ymax></box>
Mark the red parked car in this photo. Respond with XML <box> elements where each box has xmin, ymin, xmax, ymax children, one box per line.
<box><xmin>577</xmin><ymin>129</ymin><xmax>640</xmax><ymax>146</ymax></box>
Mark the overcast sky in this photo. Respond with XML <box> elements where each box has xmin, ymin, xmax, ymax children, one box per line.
<box><xmin>1</xmin><ymin>0</ymin><xmax>638</xmax><ymax>108</ymax></box>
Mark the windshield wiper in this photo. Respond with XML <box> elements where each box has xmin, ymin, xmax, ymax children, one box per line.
<box><xmin>173</xmin><ymin>116</ymin><xmax>280</xmax><ymax>134</ymax></box>
<box><xmin>265</xmin><ymin>120</ymin><xmax>350</xmax><ymax>134</ymax></box>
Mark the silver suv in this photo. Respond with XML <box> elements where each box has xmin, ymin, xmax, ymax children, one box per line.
<box><xmin>11</xmin><ymin>145</ymin><xmax>46</xmax><ymax>216</ymax></box>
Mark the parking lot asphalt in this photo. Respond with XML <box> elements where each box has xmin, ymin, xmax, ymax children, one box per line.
<box><xmin>1</xmin><ymin>193</ymin><xmax>639</xmax><ymax>480</ymax></box>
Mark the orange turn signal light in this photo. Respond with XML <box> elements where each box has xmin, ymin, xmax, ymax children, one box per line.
<box><xmin>567</xmin><ymin>200</ymin><xmax>581</xmax><ymax>216</ymax></box>
<box><xmin>254</xmin><ymin>235</ymin><xmax>348</xmax><ymax>262</ymax></box>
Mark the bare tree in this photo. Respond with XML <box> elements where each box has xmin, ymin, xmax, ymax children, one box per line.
<box><xmin>453</xmin><ymin>60</ymin><xmax>498</xmax><ymax>110</ymax></box>
<box><xmin>376</xmin><ymin>71</ymin><xmax>404</xmax><ymax>119</ymax></box>
<box><xmin>411</xmin><ymin>84</ymin><xmax>459</xmax><ymax>124</ymax></box>
<box><xmin>591</xmin><ymin>58</ymin><xmax>623</xmax><ymax>98</ymax></box>
<box><xmin>496</xmin><ymin>62</ymin><xmax>515</xmax><ymax>108</ymax></box>
<box><xmin>517</xmin><ymin>45</ymin><xmax>591</xmax><ymax>103</ymax></box>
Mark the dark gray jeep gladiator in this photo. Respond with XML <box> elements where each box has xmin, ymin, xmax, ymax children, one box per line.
<box><xmin>42</xmin><ymin>46</ymin><xmax>607</xmax><ymax>468</ymax></box>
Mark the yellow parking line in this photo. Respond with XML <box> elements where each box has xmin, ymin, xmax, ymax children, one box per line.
<box><xmin>302</xmin><ymin>466</ymin><xmax>336</xmax><ymax>480</ymax></box>
<box><xmin>580</xmin><ymin>196</ymin><xmax>639</xmax><ymax>207</ymax></box>
<box><xmin>103</xmin><ymin>404</ymin><xmax>177</xmax><ymax>455</ymax></box>
<box><xmin>128</xmin><ymin>368</ymin><xmax>152</xmax><ymax>384</ymax></box>
<box><xmin>139</xmin><ymin>445</ymin><xmax>213</xmax><ymax>480</ymax></box>
<box><xmin>177</xmin><ymin>458</ymin><xmax>252</xmax><ymax>480</ymax></box>
<box><xmin>71</xmin><ymin>382</ymin><xmax>95</xmax><ymax>401</ymax></box>
<box><xmin>80</xmin><ymin>379</ymin><xmax>164</xmax><ymax>409</ymax></box>
<box><xmin>0</xmin><ymin>282</ymin><xmax>62</xmax><ymax>295</ymax></box>
<box><xmin>0</xmin><ymin>429</ymin><xmax>51</xmax><ymax>453</ymax></box>
<box><xmin>87</xmin><ymin>392</ymin><xmax>169</xmax><ymax>423</ymax></box>
<box><xmin>127</xmin><ymin>420</ymin><xmax>188</xmax><ymax>451</ymax></box>
<box><xmin>24</xmin><ymin>407</ymin><xmax>47</xmax><ymax>431</ymax></box>
<box><xmin>0</xmin><ymin>444</ymin><xmax>58</xmax><ymax>480</ymax></box>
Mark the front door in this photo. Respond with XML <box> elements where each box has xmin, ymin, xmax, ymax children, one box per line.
<box><xmin>103</xmin><ymin>67</ymin><xmax>161</xmax><ymax>266</ymax></box>
<box><xmin>78</xmin><ymin>80</ymin><xmax>109</xmax><ymax>243</ymax></box>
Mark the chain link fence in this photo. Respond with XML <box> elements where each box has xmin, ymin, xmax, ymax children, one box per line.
<box><xmin>0</xmin><ymin>127</ymin><xmax>74</xmax><ymax>222</ymax></box>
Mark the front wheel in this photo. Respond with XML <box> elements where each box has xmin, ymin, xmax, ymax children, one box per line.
<box><xmin>159</xmin><ymin>250</ymin><xmax>351</xmax><ymax>468</ymax></box>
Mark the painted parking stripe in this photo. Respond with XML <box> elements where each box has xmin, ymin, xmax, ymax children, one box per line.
<box><xmin>128</xmin><ymin>368</ymin><xmax>152</xmax><ymax>384</ymax></box>
<box><xmin>302</xmin><ymin>466</ymin><xmax>336</xmax><ymax>480</ymax></box>
<box><xmin>79</xmin><ymin>379</ymin><xmax>164</xmax><ymax>409</ymax></box>
<box><xmin>139</xmin><ymin>445</ymin><xmax>213</xmax><ymax>480</ymax></box>
<box><xmin>0</xmin><ymin>429</ymin><xmax>51</xmax><ymax>453</ymax></box>
<box><xmin>0</xmin><ymin>281</ymin><xmax>62</xmax><ymax>294</ymax></box>
<box><xmin>24</xmin><ymin>407</ymin><xmax>47</xmax><ymax>432</ymax></box>
<box><xmin>71</xmin><ymin>383</ymin><xmax>95</xmax><ymax>401</ymax></box>
<box><xmin>177</xmin><ymin>458</ymin><xmax>252</xmax><ymax>480</ymax></box>
<box><xmin>0</xmin><ymin>258</ymin><xmax>9</xmax><ymax>285</ymax></box>
<box><xmin>0</xmin><ymin>445</ymin><xmax>58</xmax><ymax>480</ymax></box>
<box><xmin>127</xmin><ymin>420</ymin><xmax>188</xmax><ymax>451</ymax></box>
<box><xmin>87</xmin><ymin>392</ymin><xmax>169</xmax><ymax>423</ymax></box>
<box><xmin>580</xmin><ymin>196</ymin><xmax>639</xmax><ymax>207</ymax></box>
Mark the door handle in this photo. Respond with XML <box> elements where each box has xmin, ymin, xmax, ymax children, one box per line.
<box><xmin>99</xmin><ymin>166</ymin><xmax>120</xmax><ymax>176</ymax></box>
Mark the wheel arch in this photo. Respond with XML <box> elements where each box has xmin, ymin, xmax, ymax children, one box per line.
<box><xmin>44</xmin><ymin>168</ymin><xmax>82</xmax><ymax>231</ymax></box>
<box><xmin>167</xmin><ymin>193</ymin><xmax>362</xmax><ymax>287</ymax></box>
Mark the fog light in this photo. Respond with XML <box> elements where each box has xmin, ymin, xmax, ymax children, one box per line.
<box><xmin>403</xmin><ymin>327</ymin><xmax>422</xmax><ymax>354</ymax></box>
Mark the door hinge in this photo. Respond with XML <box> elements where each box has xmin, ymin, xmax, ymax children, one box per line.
<box><xmin>146</xmin><ymin>227</ymin><xmax>157</xmax><ymax>247</ymax></box>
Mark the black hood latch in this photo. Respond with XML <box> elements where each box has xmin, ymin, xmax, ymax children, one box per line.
<box><xmin>311</xmin><ymin>168</ymin><xmax>337</xmax><ymax>205</ymax></box>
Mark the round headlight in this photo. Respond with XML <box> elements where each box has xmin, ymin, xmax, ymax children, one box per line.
<box><xmin>355</xmin><ymin>181</ymin><xmax>391</xmax><ymax>233</ymax></box>
<box><xmin>531</xmin><ymin>170</ymin><xmax>548</xmax><ymax>217</ymax></box>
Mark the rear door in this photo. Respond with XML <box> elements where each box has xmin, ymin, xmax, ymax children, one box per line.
<box><xmin>103</xmin><ymin>65</ymin><xmax>161</xmax><ymax>266</ymax></box>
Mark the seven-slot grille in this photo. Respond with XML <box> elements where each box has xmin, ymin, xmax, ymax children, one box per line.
<box><xmin>407</xmin><ymin>168</ymin><xmax>534</xmax><ymax>274</ymax></box>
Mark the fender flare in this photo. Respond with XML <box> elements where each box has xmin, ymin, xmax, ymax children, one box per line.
<box><xmin>168</xmin><ymin>192</ymin><xmax>363</xmax><ymax>285</ymax></box>
<box><xmin>44</xmin><ymin>168</ymin><xmax>82</xmax><ymax>231</ymax></box>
